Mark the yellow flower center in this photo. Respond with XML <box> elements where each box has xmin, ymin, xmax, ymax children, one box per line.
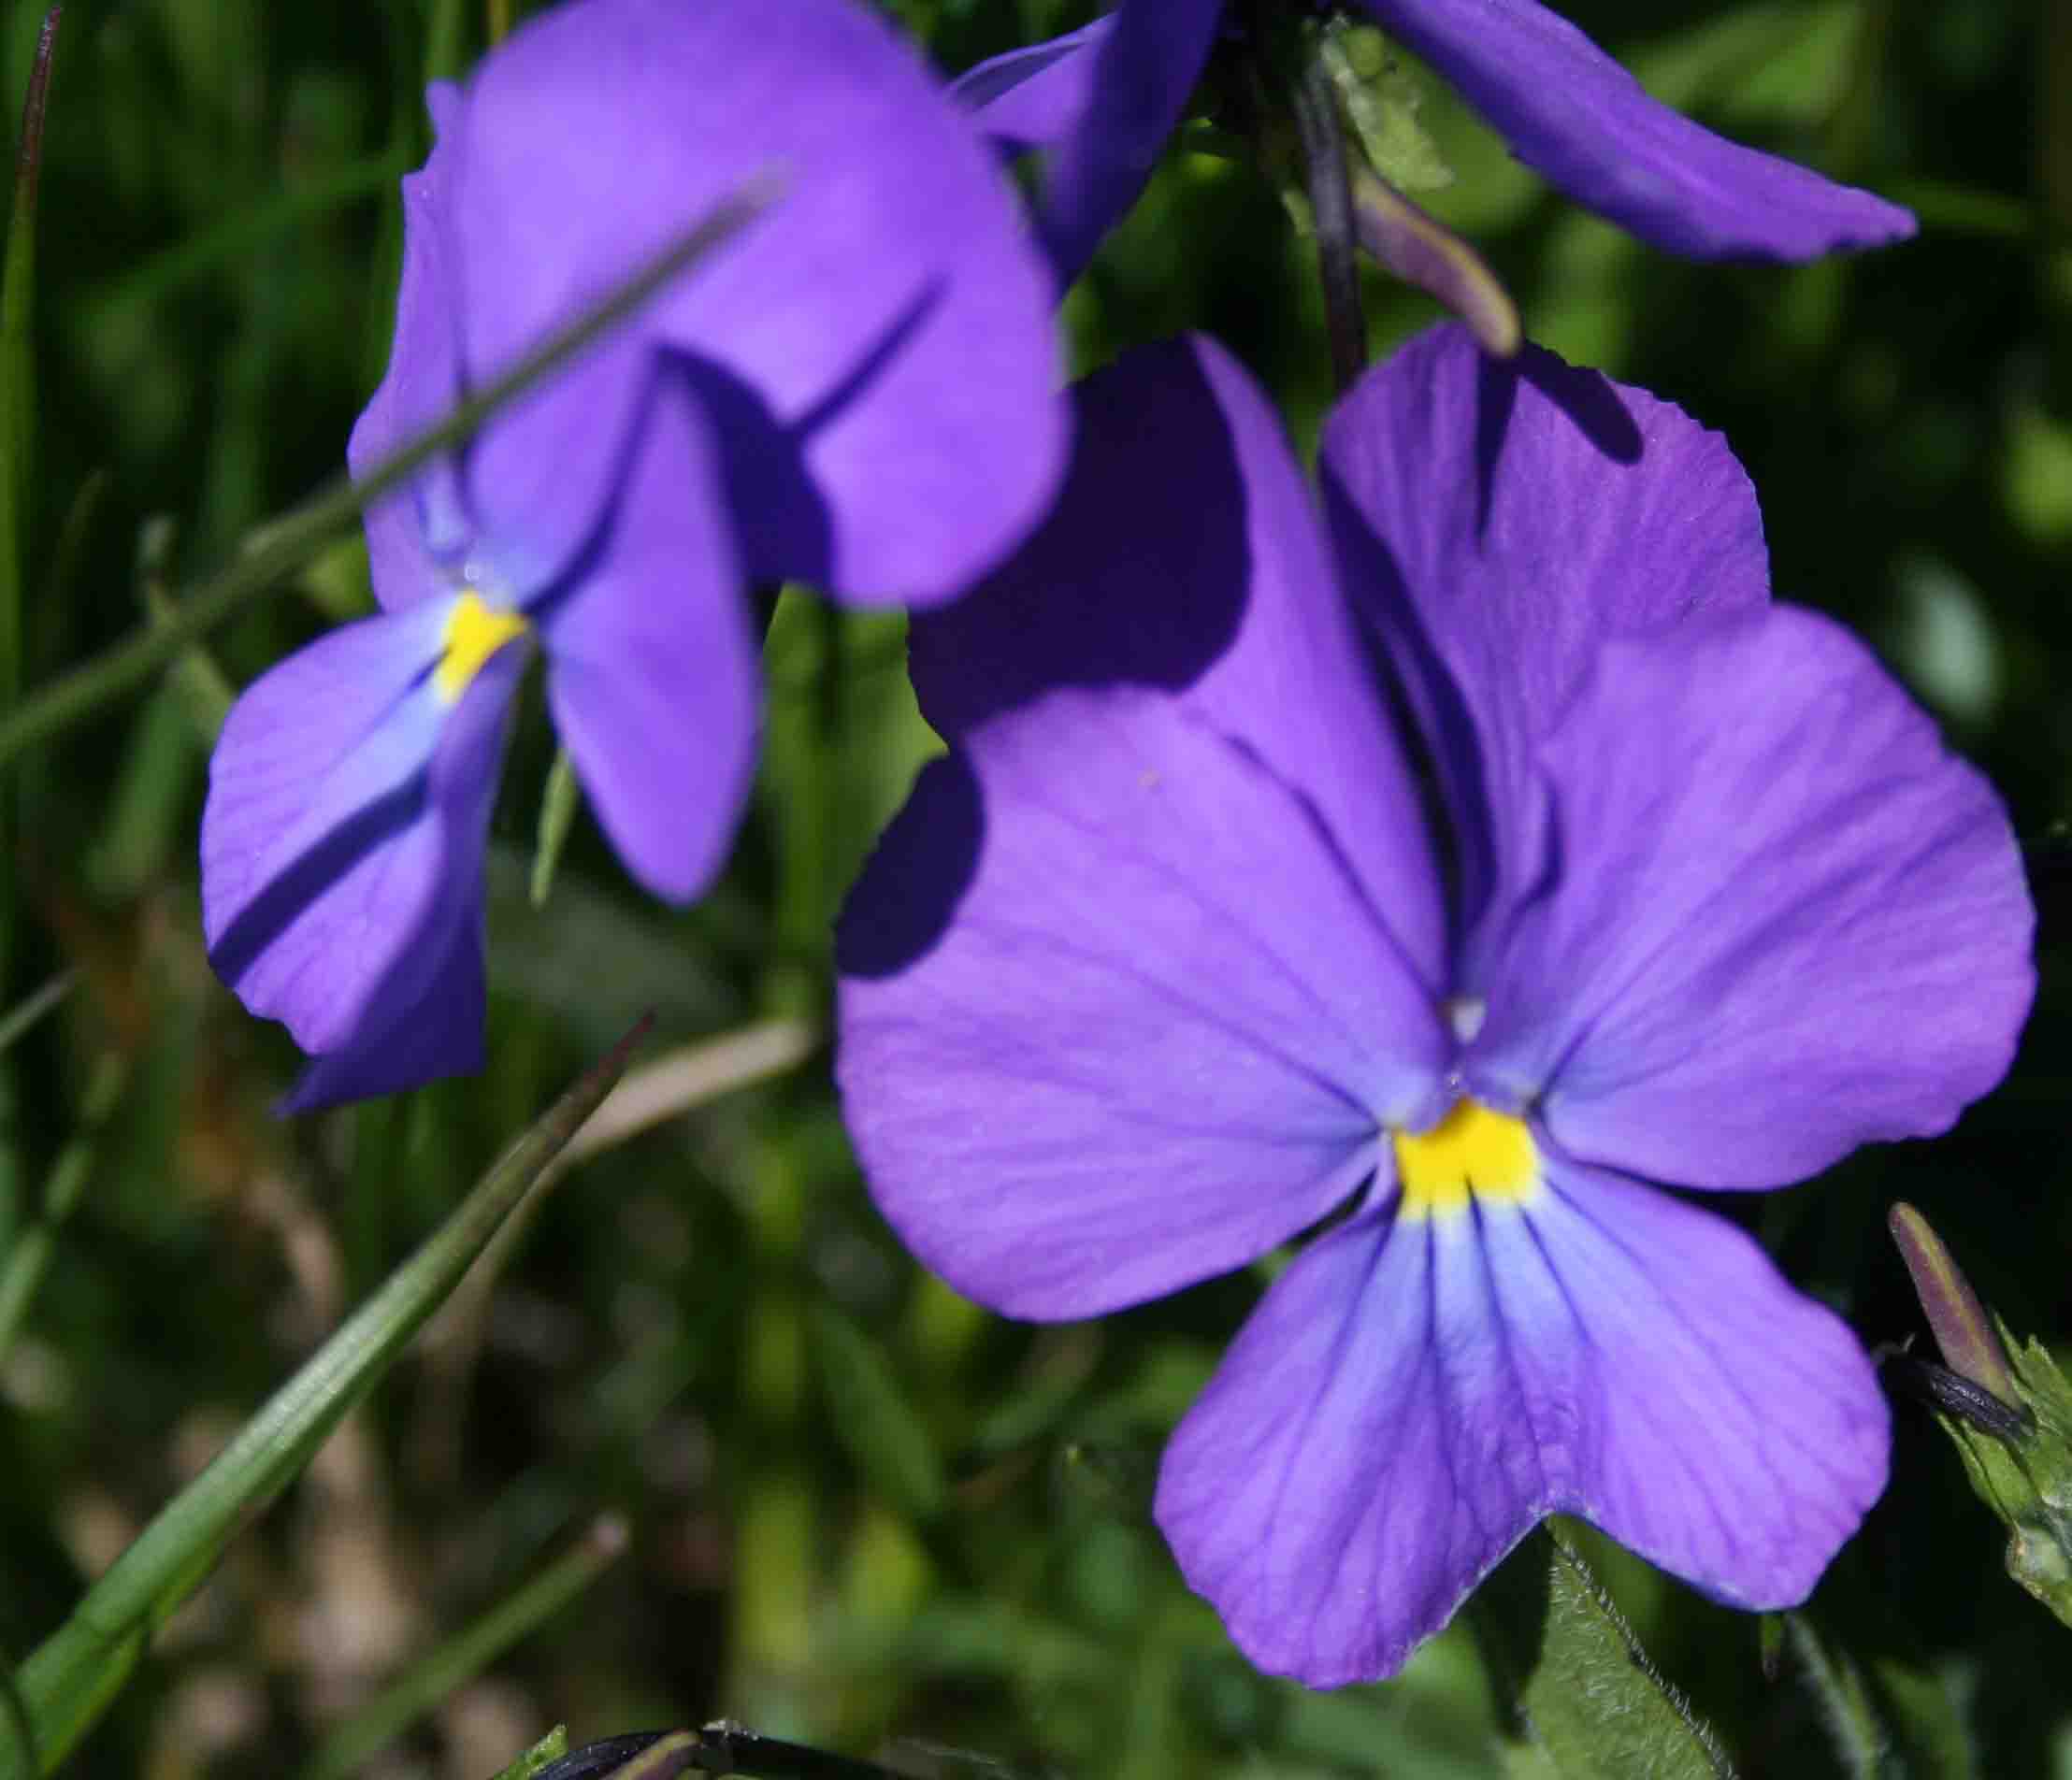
<box><xmin>434</xmin><ymin>590</ymin><xmax>529</xmax><ymax>704</ymax></box>
<box><xmin>1391</xmin><ymin>1098</ymin><xmax>1541</xmax><ymax>1222</ymax></box>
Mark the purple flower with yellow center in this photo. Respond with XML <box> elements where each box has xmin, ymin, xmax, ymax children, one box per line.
<box><xmin>201</xmin><ymin>0</ymin><xmax>1064</xmax><ymax>1110</ymax></box>
<box><xmin>835</xmin><ymin>324</ymin><xmax>2035</xmax><ymax>1683</ymax></box>
<box><xmin>962</xmin><ymin>0</ymin><xmax>1916</xmax><ymax>284</ymax></box>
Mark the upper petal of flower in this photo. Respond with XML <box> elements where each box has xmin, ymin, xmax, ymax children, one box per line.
<box><xmin>954</xmin><ymin>19</ymin><xmax>1115</xmax><ymax>156</ymax></box>
<box><xmin>348</xmin><ymin>81</ymin><xmax>471</xmax><ymax>606</ymax></box>
<box><xmin>1466</xmin><ymin>604</ymin><xmax>2035</xmax><ymax>1189</ymax></box>
<box><xmin>838</xmin><ymin>337</ymin><xmax>1453</xmax><ymax>1320</ymax></box>
<box><xmin>1320</xmin><ymin>323</ymin><xmax>1769</xmax><ymax>930</ymax></box>
<box><xmin>913</xmin><ymin>334</ymin><xmax>1448</xmax><ymax>981</ymax></box>
<box><xmin>449</xmin><ymin>0</ymin><xmax>1066</xmax><ymax>604</ymax></box>
<box><xmin>540</xmin><ymin>364</ymin><xmax>756</xmax><ymax>907</ymax></box>
<box><xmin>1156</xmin><ymin>1144</ymin><xmax>1886</xmax><ymax>1684</ymax></box>
<box><xmin>958</xmin><ymin>0</ymin><xmax>1222</xmax><ymax>287</ymax></box>
<box><xmin>1358</xmin><ymin>0</ymin><xmax>1915</xmax><ymax>259</ymax></box>
<box><xmin>201</xmin><ymin>595</ymin><xmax>526</xmax><ymax>1101</ymax></box>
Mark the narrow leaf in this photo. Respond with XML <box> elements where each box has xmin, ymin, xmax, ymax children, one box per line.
<box><xmin>0</xmin><ymin>969</ymin><xmax>67</xmax><ymax>1056</ymax></box>
<box><xmin>531</xmin><ymin>746</ymin><xmax>583</xmax><ymax>909</ymax></box>
<box><xmin>4</xmin><ymin>1021</ymin><xmax>650</xmax><ymax>1776</ymax></box>
<box><xmin>808</xmin><ymin>1302</ymin><xmax>946</xmax><ymax>1519</ymax></box>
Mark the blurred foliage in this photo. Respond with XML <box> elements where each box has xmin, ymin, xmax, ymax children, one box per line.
<box><xmin>0</xmin><ymin>0</ymin><xmax>2066</xmax><ymax>1775</ymax></box>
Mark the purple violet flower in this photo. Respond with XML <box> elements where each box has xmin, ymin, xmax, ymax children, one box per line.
<box><xmin>962</xmin><ymin>0</ymin><xmax>1916</xmax><ymax>282</ymax></box>
<box><xmin>202</xmin><ymin>0</ymin><xmax>1065</xmax><ymax>1110</ymax></box>
<box><xmin>835</xmin><ymin>324</ymin><xmax>2035</xmax><ymax>1684</ymax></box>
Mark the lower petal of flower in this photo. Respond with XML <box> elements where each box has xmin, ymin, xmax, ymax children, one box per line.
<box><xmin>202</xmin><ymin>596</ymin><xmax>525</xmax><ymax>1094</ymax></box>
<box><xmin>1155</xmin><ymin>1146</ymin><xmax>1886</xmax><ymax>1685</ymax></box>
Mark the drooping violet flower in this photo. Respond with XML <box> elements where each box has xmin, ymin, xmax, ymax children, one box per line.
<box><xmin>962</xmin><ymin>0</ymin><xmax>1915</xmax><ymax>283</ymax></box>
<box><xmin>203</xmin><ymin>0</ymin><xmax>1064</xmax><ymax>1110</ymax></box>
<box><xmin>836</xmin><ymin>325</ymin><xmax>2034</xmax><ymax>1683</ymax></box>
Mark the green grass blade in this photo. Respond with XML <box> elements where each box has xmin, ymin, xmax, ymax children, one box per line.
<box><xmin>530</xmin><ymin>746</ymin><xmax>583</xmax><ymax>909</ymax></box>
<box><xmin>3</xmin><ymin>1020</ymin><xmax>651</xmax><ymax>1777</ymax></box>
<box><xmin>302</xmin><ymin>1516</ymin><xmax>627</xmax><ymax>1780</ymax></box>
<box><xmin>0</xmin><ymin>969</ymin><xmax>67</xmax><ymax>1057</ymax></box>
<box><xmin>0</xmin><ymin>1049</ymin><xmax>124</xmax><ymax>1371</ymax></box>
<box><xmin>0</xmin><ymin>174</ymin><xmax>777</xmax><ymax>776</ymax></box>
<box><xmin>0</xmin><ymin>6</ymin><xmax>58</xmax><ymax>717</ymax></box>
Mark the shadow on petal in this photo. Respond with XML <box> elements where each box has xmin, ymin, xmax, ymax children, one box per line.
<box><xmin>835</xmin><ymin>753</ymin><xmax>983</xmax><ymax>982</ymax></box>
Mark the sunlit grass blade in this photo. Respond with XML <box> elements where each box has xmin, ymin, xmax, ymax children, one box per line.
<box><xmin>1</xmin><ymin>1019</ymin><xmax>652</xmax><ymax>1778</ymax></box>
<box><xmin>302</xmin><ymin>1516</ymin><xmax>628</xmax><ymax>1780</ymax></box>
<box><xmin>0</xmin><ymin>969</ymin><xmax>67</xmax><ymax>1057</ymax></box>
<box><xmin>0</xmin><ymin>172</ymin><xmax>779</xmax><ymax>776</ymax></box>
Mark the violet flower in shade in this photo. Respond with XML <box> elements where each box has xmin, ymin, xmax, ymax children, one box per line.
<box><xmin>836</xmin><ymin>324</ymin><xmax>2035</xmax><ymax>1684</ymax></box>
<box><xmin>202</xmin><ymin>0</ymin><xmax>1064</xmax><ymax>1111</ymax></box>
<box><xmin>961</xmin><ymin>0</ymin><xmax>1915</xmax><ymax>283</ymax></box>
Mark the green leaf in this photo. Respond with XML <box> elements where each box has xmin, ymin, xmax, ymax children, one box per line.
<box><xmin>1322</xmin><ymin>22</ymin><xmax>1455</xmax><ymax>194</ymax></box>
<box><xmin>808</xmin><ymin>1302</ymin><xmax>945</xmax><ymax>1519</ymax></box>
<box><xmin>491</xmin><ymin>1727</ymin><xmax>570</xmax><ymax>1780</ymax></box>
<box><xmin>531</xmin><ymin>746</ymin><xmax>583</xmax><ymax>909</ymax></box>
<box><xmin>1</xmin><ymin>1023</ymin><xmax>649</xmax><ymax>1777</ymax></box>
<box><xmin>1471</xmin><ymin>1519</ymin><xmax>1737</xmax><ymax>1779</ymax></box>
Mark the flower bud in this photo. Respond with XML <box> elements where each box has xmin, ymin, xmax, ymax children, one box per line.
<box><xmin>1888</xmin><ymin>1201</ymin><xmax>2072</xmax><ymax>1627</ymax></box>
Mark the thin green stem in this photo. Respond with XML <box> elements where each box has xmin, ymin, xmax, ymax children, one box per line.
<box><xmin>1288</xmin><ymin>33</ymin><xmax>1365</xmax><ymax>394</ymax></box>
<box><xmin>0</xmin><ymin>177</ymin><xmax>777</xmax><ymax>778</ymax></box>
<box><xmin>0</xmin><ymin>1636</ymin><xmax>34</xmax><ymax>1780</ymax></box>
<box><xmin>0</xmin><ymin>969</ymin><xmax>68</xmax><ymax>1057</ymax></box>
<box><xmin>0</xmin><ymin>1049</ymin><xmax>124</xmax><ymax>1372</ymax></box>
<box><xmin>86</xmin><ymin>153</ymin><xmax>405</xmax><ymax>320</ymax></box>
<box><xmin>301</xmin><ymin>1517</ymin><xmax>628</xmax><ymax>1780</ymax></box>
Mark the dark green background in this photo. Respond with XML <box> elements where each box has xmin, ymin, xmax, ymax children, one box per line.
<box><xmin>0</xmin><ymin>0</ymin><xmax>2063</xmax><ymax>1773</ymax></box>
